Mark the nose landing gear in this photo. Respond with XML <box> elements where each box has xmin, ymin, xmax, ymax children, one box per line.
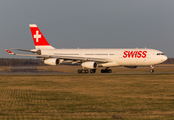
<box><xmin>150</xmin><ymin>65</ymin><xmax>155</xmax><ymax>73</ymax></box>
<box><xmin>150</xmin><ymin>69</ymin><xmax>154</xmax><ymax>73</ymax></box>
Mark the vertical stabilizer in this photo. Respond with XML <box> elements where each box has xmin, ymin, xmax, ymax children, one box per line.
<box><xmin>29</xmin><ymin>24</ymin><xmax>55</xmax><ymax>49</ymax></box>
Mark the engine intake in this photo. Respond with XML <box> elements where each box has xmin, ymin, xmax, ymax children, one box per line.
<box><xmin>81</xmin><ymin>61</ymin><xmax>98</xmax><ymax>69</ymax></box>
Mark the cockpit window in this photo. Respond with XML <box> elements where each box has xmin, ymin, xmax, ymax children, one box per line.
<box><xmin>157</xmin><ymin>53</ymin><xmax>164</xmax><ymax>55</ymax></box>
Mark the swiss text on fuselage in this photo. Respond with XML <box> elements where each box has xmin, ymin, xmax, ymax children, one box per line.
<box><xmin>123</xmin><ymin>51</ymin><xmax>147</xmax><ymax>58</ymax></box>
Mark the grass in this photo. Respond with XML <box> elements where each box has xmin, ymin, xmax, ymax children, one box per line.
<box><xmin>0</xmin><ymin>74</ymin><xmax>174</xmax><ymax>119</ymax></box>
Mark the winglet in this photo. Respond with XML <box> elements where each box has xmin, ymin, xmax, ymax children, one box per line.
<box><xmin>6</xmin><ymin>49</ymin><xmax>15</xmax><ymax>55</ymax></box>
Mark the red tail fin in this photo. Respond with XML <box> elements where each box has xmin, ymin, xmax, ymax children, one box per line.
<box><xmin>29</xmin><ymin>24</ymin><xmax>55</xmax><ymax>49</ymax></box>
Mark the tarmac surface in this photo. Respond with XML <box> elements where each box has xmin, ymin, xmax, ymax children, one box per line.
<box><xmin>0</xmin><ymin>66</ymin><xmax>174</xmax><ymax>75</ymax></box>
<box><xmin>0</xmin><ymin>66</ymin><xmax>72</xmax><ymax>75</ymax></box>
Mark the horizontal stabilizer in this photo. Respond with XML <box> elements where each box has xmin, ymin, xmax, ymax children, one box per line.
<box><xmin>11</xmin><ymin>48</ymin><xmax>36</xmax><ymax>53</ymax></box>
<box><xmin>6</xmin><ymin>49</ymin><xmax>48</xmax><ymax>57</ymax></box>
<box><xmin>6</xmin><ymin>49</ymin><xmax>14</xmax><ymax>55</ymax></box>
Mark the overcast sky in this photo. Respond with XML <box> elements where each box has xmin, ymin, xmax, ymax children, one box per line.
<box><xmin>1</xmin><ymin>0</ymin><xmax>174</xmax><ymax>58</ymax></box>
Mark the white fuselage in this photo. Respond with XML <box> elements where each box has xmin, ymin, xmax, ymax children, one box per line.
<box><xmin>40</xmin><ymin>48</ymin><xmax>167</xmax><ymax>67</ymax></box>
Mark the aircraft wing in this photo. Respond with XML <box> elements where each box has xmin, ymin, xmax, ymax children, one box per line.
<box><xmin>50</xmin><ymin>55</ymin><xmax>109</xmax><ymax>62</ymax></box>
<box><xmin>6</xmin><ymin>49</ymin><xmax>109</xmax><ymax>63</ymax></box>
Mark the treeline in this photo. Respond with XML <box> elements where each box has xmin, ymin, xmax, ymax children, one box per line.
<box><xmin>0</xmin><ymin>58</ymin><xmax>45</xmax><ymax>66</ymax></box>
<box><xmin>163</xmin><ymin>58</ymin><xmax>174</xmax><ymax>64</ymax></box>
<box><xmin>0</xmin><ymin>58</ymin><xmax>173</xmax><ymax>66</ymax></box>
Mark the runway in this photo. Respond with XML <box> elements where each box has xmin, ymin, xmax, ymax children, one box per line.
<box><xmin>0</xmin><ymin>66</ymin><xmax>73</xmax><ymax>75</ymax></box>
<box><xmin>0</xmin><ymin>66</ymin><xmax>174</xmax><ymax>75</ymax></box>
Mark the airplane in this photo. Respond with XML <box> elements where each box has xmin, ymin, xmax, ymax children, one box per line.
<box><xmin>6</xmin><ymin>24</ymin><xmax>168</xmax><ymax>73</ymax></box>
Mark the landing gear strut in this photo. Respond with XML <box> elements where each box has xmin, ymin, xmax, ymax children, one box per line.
<box><xmin>150</xmin><ymin>65</ymin><xmax>155</xmax><ymax>73</ymax></box>
<box><xmin>101</xmin><ymin>68</ymin><xmax>112</xmax><ymax>73</ymax></box>
<box><xmin>78</xmin><ymin>69</ymin><xmax>89</xmax><ymax>74</ymax></box>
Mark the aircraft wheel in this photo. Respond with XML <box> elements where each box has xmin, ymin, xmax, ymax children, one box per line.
<box><xmin>150</xmin><ymin>69</ymin><xmax>154</xmax><ymax>73</ymax></box>
<box><xmin>81</xmin><ymin>69</ymin><xmax>85</xmax><ymax>74</ymax></box>
<box><xmin>101</xmin><ymin>69</ymin><xmax>112</xmax><ymax>73</ymax></box>
<box><xmin>78</xmin><ymin>69</ymin><xmax>89</xmax><ymax>74</ymax></box>
<box><xmin>90</xmin><ymin>69</ymin><xmax>96</xmax><ymax>73</ymax></box>
<box><xmin>108</xmin><ymin>69</ymin><xmax>112</xmax><ymax>73</ymax></box>
<box><xmin>93</xmin><ymin>69</ymin><xmax>96</xmax><ymax>73</ymax></box>
<box><xmin>78</xmin><ymin>69</ymin><xmax>81</xmax><ymax>74</ymax></box>
<box><xmin>85</xmin><ymin>69</ymin><xmax>89</xmax><ymax>73</ymax></box>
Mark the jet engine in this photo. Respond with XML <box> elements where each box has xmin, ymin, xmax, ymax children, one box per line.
<box><xmin>81</xmin><ymin>61</ymin><xmax>98</xmax><ymax>69</ymax></box>
<box><xmin>44</xmin><ymin>58</ymin><xmax>63</xmax><ymax>65</ymax></box>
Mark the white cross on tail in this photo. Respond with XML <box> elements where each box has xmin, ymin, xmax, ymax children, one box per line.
<box><xmin>34</xmin><ymin>31</ymin><xmax>41</xmax><ymax>42</ymax></box>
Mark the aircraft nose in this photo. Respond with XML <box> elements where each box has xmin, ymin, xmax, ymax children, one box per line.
<box><xmin>162</xmin><ymin>55</ymin><xmax>168</xmax><ymax>62</ymax></box>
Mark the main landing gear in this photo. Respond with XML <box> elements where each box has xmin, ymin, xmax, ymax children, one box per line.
<box><xmin>78</xmin><ymin>69</ymin><xmax>89</xmax><ymax>74</ymax></box>
<box><xmin>150</xmin><ymin>65</ymin><xmax>155</xmax><ymax>73</ymax></box>
<box><xmin>77</xmin><ymin>69</ymin><xmax>96</xmax><ymax>74</ymax></box>
<box><xmin>90</xmin><ymin>69</ymin><xmax>96</xmax><ymax>73</ymax></box>
<box><xmin>101</xmin><ymin>68</ymin><xmax>112</xmax><ymax>73</ymax></box>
